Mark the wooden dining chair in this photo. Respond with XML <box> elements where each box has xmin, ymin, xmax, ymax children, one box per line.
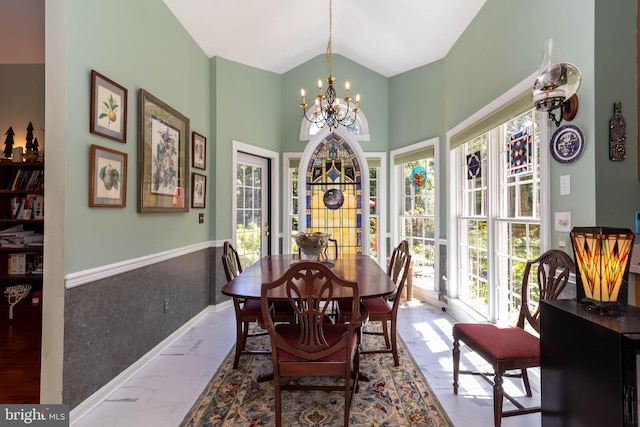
<box><xmin>325</xmin><ymin>238</ymin><xmax>338</xmax><ymax>259</ymax></box>
<box><xmin>222</xmin><ymin>242</ymin><xmax>269</xmax><ymax>369</ymax></box>
<box><xmin>261</xmin><ymin>262</ymin><xmax>368</xmax><ymax>427</ymax></box>
<box><xmin>339</xmin><ymin>240</ymin><xmax>411</xmax><ymax>366</ymax></box>
<box><xmin>452</xmin><ymin>249</ymin><xmax>575</xmax><ymax>427</ymax></box>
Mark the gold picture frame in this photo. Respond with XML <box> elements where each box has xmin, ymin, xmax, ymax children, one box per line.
<box><xmin>137</xmin><ymin>89</ymin><xmax>190</xmax><ymax>212</ymax></box>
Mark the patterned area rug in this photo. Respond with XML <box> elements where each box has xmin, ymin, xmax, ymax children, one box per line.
<box><xmin>181</xmin><ymin>324</ymin><xmax>452</xmax><ymax>426</ymax></box>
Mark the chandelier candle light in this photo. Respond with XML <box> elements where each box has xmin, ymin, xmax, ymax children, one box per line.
<box><xmin>299</xmin><ymin>0</ymin><xmax>360</xmax><ymax>130</ymax></box>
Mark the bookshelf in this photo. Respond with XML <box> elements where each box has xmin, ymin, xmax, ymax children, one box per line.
<box><xmin>0</xmin><ymin>161</ymin><xmax>43</xmax><ymax>300</ymax></box>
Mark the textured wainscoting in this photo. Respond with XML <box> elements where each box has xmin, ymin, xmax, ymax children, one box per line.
<box><xmin>438</xmin><ymin>241</ymin><xmax>447</xmax><ymax>300</ymax></box>
<box><xmin>63</xmin><ymin>247</ymin><xmax>218</xmax><ymax>408</ymax></box>
<box><xmin>210</xmin><ymin>244</ymin><xmax>229</xmax><ymax>305</ymax></box>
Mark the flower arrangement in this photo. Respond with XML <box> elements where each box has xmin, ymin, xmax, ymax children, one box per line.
<box><xmin>294</xmin><ymin>232</ymin><xmax>330</xmax><ymax>261</ymax></box>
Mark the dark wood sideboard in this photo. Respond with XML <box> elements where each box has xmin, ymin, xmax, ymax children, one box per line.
<box><xmin>541</xmin><ymin>299</ymin><xmax>640</xmax><ymax>427</ymax></box>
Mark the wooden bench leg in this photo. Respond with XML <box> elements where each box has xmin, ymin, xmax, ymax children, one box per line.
<box><xmin>452</xmin><ymin>337</ymin><xmax>460</xmax><ymax>394</ymax></box>
<box><xmin>493</xmin><ymin>372</ymin><xmax>504</xmax><ymax>427</ymax></box>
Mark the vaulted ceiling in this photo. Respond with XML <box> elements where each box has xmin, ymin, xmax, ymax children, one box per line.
<box><xmin>163</xmin><ymin>0</ymin><xmax>486</xmax><ymax>77</ymax></box>
<box><xmin>2</xmin><ymin>0</ymin><xmax>487</xmax><ymax>76</ymax></box>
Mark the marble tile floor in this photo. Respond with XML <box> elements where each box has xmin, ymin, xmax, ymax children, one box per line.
<box><xmin>73</xmin><ymin>301</ymin><xmax>540</xmax><ymax>427</ymax></box>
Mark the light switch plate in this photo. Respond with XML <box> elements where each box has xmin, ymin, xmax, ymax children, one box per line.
<box><xmin>555</xmin><ymin>212</ymin><xmax>572</xmax><ymax>232</ymax></box>
<box><xmin>560</xmin><ymin>175</ymin><xmax>570</xmax><ymax>196</ymax></box>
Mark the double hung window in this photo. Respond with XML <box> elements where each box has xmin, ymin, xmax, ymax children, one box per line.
<box><xmin>451</xmin><ymin>101</ymin><xmax>544</xmax><ymax>323</ymax></box>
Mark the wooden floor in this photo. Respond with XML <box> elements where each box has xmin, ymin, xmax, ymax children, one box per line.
<box><xmin>0</xmin><ymin>301</ymin><xmax>41</xmax><ymax>403</ymax></box>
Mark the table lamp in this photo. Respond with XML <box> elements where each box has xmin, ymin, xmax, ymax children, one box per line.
<box><xmin>570</xmin><ymin>226</ymin><xmax>635</xmax><ymax>315</ymax></box>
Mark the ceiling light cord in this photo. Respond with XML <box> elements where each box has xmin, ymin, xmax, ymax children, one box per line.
<box><xmin>298</xmin><ymin>0</ymin><xmax>361</xmax><ymax>130</ymax></box>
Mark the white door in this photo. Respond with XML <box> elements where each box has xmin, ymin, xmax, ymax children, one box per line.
<box><xmin>235</xmin><ymin>152</ymin><xmax>270</xmax><ymax>267</ymax></box>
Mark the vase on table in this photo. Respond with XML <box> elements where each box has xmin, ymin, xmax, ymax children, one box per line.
<box><xmin>294</xmin><ymin>232</ymin><xmax>330</xmax><ymax>261</ymax></box>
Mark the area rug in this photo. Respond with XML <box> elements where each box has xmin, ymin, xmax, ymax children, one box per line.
<box><xmin>181</xmin><ymin>323</ymin><xmax>452</xmax><ymax>427</ymax></box>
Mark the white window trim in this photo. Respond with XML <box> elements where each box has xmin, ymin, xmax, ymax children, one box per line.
<box><xmin>445</xmin><ymin>72</ymin><xmax>551</xmax><ymax>302</ymax></box>
<box><xmin>282</xmin><ymin>151</ymin><xmax>303</xmax><ymax>255</ymax></box>
<box><xmin>390</xmin><ymin>137</ymin><xmax>440</xmax><ymax>301</ymax></box>
<box><xmin>368</xmin><ymin>151</ymin><xmax>387</xmax><ymax>265</ymax></box>
<box><xmin>232</xmin><ymin>140</ymin><xmax>280</xmax><ymax>254</ymax></box>
<box><xmin>299</xmin><ymin>99</ymin><xmax>370</xmax><ymax>142</ymax></box>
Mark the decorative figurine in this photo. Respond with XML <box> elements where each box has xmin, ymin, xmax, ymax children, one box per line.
<box><xmin>32</xmin><ymin>137</ymin><xmax>40</xmax><ymax>160</ymax></box>
<box><xmin>3</xmin><ymin>126</ymin><xmax>15</xmax><ymax>160</ymax></box>
<box><xmin>25</xmin><ymin>122</ymin><xmax>34</xmax><ymax>152</ymax></box>
<box><xmin>4</xmin><ymin>284</ymin><xmax>32</xmax><ymax>320</ymax></box>
<box><xmin>609</xmin><ymin>101</ymin><xmax>626</xmax><ymax>161</ymax></box>
<box><xmin>24</xmin><ymin>122</ymin><xmax>39</xmax><ymax>162</ymax></box>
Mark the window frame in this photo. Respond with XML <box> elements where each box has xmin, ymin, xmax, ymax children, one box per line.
<box><xmin>446</xmin><ymin>74</ymin><xmax>551</xmax><ymax>322</ymax></box>
<box><xmin>391</xmin><ymin>137</ymin><xmax>440</xmax><ymax>302</ymax></box>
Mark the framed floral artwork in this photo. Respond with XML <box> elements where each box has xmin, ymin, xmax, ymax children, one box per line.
<box><xmin>89</xmin><ymin>144</ymin><xmax>127</xmax><ymax>207</ymax></box>
<box><xmin>138</xmin><ymin>89</ymin><xmax>190</xmax><ymax>212</ymax></box>
<box><xmin>90</xmin><ymin>70</ymin><xmax>128</xmax><ymax>143</ymax></box>
<box><xmin>191</xmin><ymin>173</ymin><xmax>206</xmax><ymax>208</ymax></box>
<box><xmin>192</xmin><ymin>132</ymin><xmax>206</xmax><ymax>170</ymax></box>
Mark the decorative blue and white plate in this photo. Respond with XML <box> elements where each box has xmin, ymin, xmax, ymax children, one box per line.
<box><xmin>550</xmin><ymin>124</ymin><xmax>585</xmax><ymax>164</ymax></box>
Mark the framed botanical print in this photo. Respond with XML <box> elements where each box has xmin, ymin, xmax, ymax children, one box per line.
<box><xmin>90</xmin><ymin>70</ymin><xmax>128</xmax><ymax>143</ymax></box>
<box><xmin>191</xmin><ymin>173</ymin><xmax>206</xmax><ymax>208</ymax></box>
<box><xmin>89</xmin><ymin>144</ymin><xmax>127</xmax><ymax>207</ymax></box>
<box><xmin>192</xmin><ymin>132</ymin><xmax>206</xmax><ymax>170</ymax></box>
<box><xmin>137</xmin><ymin>89</ymin><xmax>190</xmax><ymax>212</ymax></box>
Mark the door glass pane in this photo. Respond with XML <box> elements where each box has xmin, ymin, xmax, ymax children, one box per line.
<box><xmin>369</xmin><ymin>167</ymin><xmax>378</xmax><ymax>260</ymax></box>
<box><xmin>236</xmin><ymin>161</ymin><xmax>263</xmax><ymax>267</ymax></box>
<box><xmin>400</xmin><ymin>156</ymin><xmax>436</xmax><ymax>291</ymax></box>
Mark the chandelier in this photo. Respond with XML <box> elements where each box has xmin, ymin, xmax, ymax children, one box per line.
<box><xmin>299</xmin><ymin>0</ymin><xmax>360</xmax><ymax>130</ymax></box>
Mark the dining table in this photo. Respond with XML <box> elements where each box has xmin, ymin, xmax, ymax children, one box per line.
<box><xmin>221</xmin><ymin>253</ymin><xmax>397</xmax><ymax>301</ymax></box>
<box><xmin>221</xmin><ymin>253</ymin><xmax>397</xmax><ymax>382</ymax></box>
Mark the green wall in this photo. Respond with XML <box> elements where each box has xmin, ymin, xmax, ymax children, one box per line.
<box><xmin>212</xmin><ymin>57</ymin><xmax>282</xmax><ymax>240</ymax></box>
<box><xmin>64</xmin><ymin>0</ymin><xmax>211</xmax><ymax>273</ymax></box>
<box><xmin>388</xmin><ymin>59</ymin><xmax>444</xmax><ymax>151</ymax></box>
<box><xmin>594</xmin><ymin>0</ymin><xmax>639</xmax><ymax>228</ymax></box>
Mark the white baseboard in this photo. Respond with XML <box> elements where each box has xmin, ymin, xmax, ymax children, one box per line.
<box><xmin>69</xmin><ymin>305</ymin><xmax>219</xmax><ymax>425</ymax></box>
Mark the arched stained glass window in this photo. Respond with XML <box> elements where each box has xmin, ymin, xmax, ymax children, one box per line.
<box><xmin>306</xmin><ymin>133</ymin><xmax>363</xmax><ymax>254</ymax></box>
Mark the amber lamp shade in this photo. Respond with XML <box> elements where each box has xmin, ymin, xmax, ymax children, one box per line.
<box><xmin>570</xmin><ymin>227</ymin><xmax>635</xmax><ymax>315</ymax></box>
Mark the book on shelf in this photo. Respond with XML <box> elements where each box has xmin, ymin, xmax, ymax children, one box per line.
<box><xmin>11</xmin><ymin>194</ymin><xmax>43</xmax><ymax>220</ymax></box>
<box><xmin>32</xmin><ymin>194</ymin><xmax>44</xmax><ymax>219</ymax></box>
<box><xmin>6</xmin><ymin>169</ymin><xmax>43</xmax><ymax>192</ymax></box>
<box><xmin>8</xmin><ymin>252</ymin><xmax>41</xmax><ymax>275</ymax></box>
<box><xmin>10</xmin><ymin>196</ymin><xmax>21</xmax><ymax>218</ymax></box>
